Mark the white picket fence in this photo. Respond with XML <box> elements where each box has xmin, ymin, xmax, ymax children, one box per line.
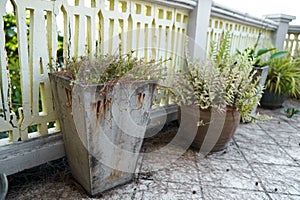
<box><xmin>285</xmin><ymin>25</ymin><xmax>300</xmax><ymax>57</ymax></box>
<box><xmin>0</xmin><ymin>0</ymin><xmax>297</xmax><ymax>175</ymax></box>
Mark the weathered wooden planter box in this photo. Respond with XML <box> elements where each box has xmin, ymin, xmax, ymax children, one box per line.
<box><xmin>49</xmin><ymin>73</ymin><xmax>156</xmax><ymax>195</ymax></box>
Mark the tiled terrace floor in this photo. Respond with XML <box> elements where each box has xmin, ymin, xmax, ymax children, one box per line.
<box><xmin>6</xmin><ymin>100</ymin><xmax>300</xmax><ymax>200</ymax></box>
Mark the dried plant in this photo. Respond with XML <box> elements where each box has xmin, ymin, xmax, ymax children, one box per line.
<box><xmin>54</xmin><ymin>51</ymin><xmax>169</xmax><ymax>85</ymax></box>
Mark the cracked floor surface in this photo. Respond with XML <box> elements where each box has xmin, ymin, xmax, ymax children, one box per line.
<box><xmin>6</xmin><ymin>99</ymin><xmax>300</xmax><ymax>200</ymax></box>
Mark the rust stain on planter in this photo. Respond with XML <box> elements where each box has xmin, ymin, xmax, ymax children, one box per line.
<box><xmin>142</xmin><ymin>93</ymin><xmax>146</xmax><ymax>107</ymax></box>
<box><xmin>65</xmin><ymin>88</ymin><xmax>72</xmax><ymax>107</ymax></box>
<box><xmin>105</xmin><ymin>98</ymin><xmax>112</xmax><ymax>118</ymax></box>
<box><xmin>91</xmin><ymin>98</ymin><xmax>113</xmax><ymax>123</ymax></box>
<box><xmin>138</xmin><ymin>93</ymin><xmax>145</xmax><ymax>109</ymax></box>
<box><xmin>103</xmin><ymin>98</ymin><xmax>107</xmax><ymax>117</ymax></box>
<box><xmin>138</xmin><ymin>93</ymin><xmax>142</xmax><ymax>108</ymax></box>
<box><xmin>107</xmin><ymin>170</ymin><xmax>122</xmax><ymax>182</ymax></box>
<box><xmin>96</xmin><ymin>100</ymin><xmax>101</xmax><ymax>120</ymax></box>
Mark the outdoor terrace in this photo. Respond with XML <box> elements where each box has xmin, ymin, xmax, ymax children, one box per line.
<box><xmin>1</xmin><ymin>0</ymin><xmax>300</xmax><ymax>199</ymax></box>
<box><xmin>5</xmin><ymin>100</ymin><xmax>300</xmax><ymax>200</ymax></box>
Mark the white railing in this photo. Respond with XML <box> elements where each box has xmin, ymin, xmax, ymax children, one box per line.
<box><xmin>207</xmin><ymin>2</ymin><xmax>276</xmax><ymax>55</ymax></box>
<box><xmin>285</xmin><ymin>25</ymin><xmax>300</xmax><ymax>57</ymax></box>
<box><xmin>0</xmin><ymin>1</ymin><xmax>19</xmax><ymax>144</ymax></box>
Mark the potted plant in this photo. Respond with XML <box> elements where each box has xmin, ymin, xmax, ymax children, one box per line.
<box><xmin>49</xmin><ymin>52</ymin><xmax>165</xmax><ymax>195</ymax></box>
<box><xmin>260</xmin><ymin>53</ymin><xmax>300</xmax><ymax>108</ymax></box>
<box><xmin>172</xmin><ymin>33</ymin><xmax>263</xmax><ymax>152</ymax></box>
<box><xmin>238</xmin><ymin>47</ymin><xmax>271</xmax><ymax>85</ymax></box>
<box><xmin>237</xmin><ymin>33</ymin><xmax>287</xmax><ymax>114</ymax></box>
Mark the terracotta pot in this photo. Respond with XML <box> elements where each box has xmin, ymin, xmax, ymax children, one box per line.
<box><xmin>178</xmin><ymin>105</ymin><xmax>240</xmax><ymax>152</ymax></box>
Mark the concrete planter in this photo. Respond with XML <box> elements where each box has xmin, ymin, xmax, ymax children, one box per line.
<box><xmin>253</xmin><ymin>66</ymin><xmax>269</xmax><ymax>87</ymax></box>
<box><xmin>49</xmin><ymin>73</ymin><xmax>156</xmax><ymax>195</ymax></box>
<box><xmin>251</xmin><ymin>66</ymin><xmax>269</xmax><ymax>115</ymax></box>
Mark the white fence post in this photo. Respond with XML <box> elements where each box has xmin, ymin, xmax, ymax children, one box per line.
<box><xmin>266</xmin><ymin>14</ymin><xmax>295</xmax><ymax>51</ymax></box>
<box><xmin>187</xmin><ymin>0</ymin><xmax>212</xmax><ymax>61</ymax></box>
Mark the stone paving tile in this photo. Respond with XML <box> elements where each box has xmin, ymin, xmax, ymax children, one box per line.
<box><xmin>234</xmin><ymin>127</ymin><xmax>277</xmax><ymax>145</ymax></box>
<box><xmin>92</xmin><ymin>182</ymin><xmax>137</xmax><ymax>200</ymax></box>
<box><xmin>280</xmin><ymin>145</ymin><xmax>300</xmax><ymax>162</ymax></box>
<box><xmin>258</xmin><ymin>119</ymin><xmax>299</xmax><ymax>133</ymax></box>
<box><xmin>7</xmin><ymin>180</ymin><xmax>87</xmax><ymax>200</ymax></box>
<box><xmin>238</xmin><ymin>143</ymin><xmax>297</xmax><ymax>166</ymax></box>
<box><xmin>139</xmin><ymin>152</ymin><xmax>177</xmax><ymax>172</ymax></box>
<box><xmin>201</xmin><ymin>186</ymin><xmax>270</xmax><ymax>200</ymax></box>
<box><xmin>151</xmin><ymin>155</ymin><xmax>200</xmax><ymax>184</ymax></box>
<box><xmin>142</xmin><ymin>128</ymin><xmax>197</xmax><ymax>157</ymax></box>
<box><xmin>268</xmin><ymin>193</ymin><xmax>300</xmax><ymax>200</ymax></box>
<box><xmin>252</xmin><ymin>163</ymin><xmax>300</xmax><ymax>195</ymax></box>
<box><xmin>197</xmin><ymin>158</ymin><xmax>263</xmax><ymax>191</ymax></box>
<box><xmin>141</xmin><ymin>132</ymin><xmax>177</xmax><ymax>153</ymax></box>
<box><xmin>239</xmin><ymin>123</ymin><xmax>264</xmax><ymax>130</ymax></box>
<box><xmin>182</xmin><ymin>148</ymin><xmax>199</xmax><ymax>157</ymax></box>
<box><xmin>278</xmin><ymin>113</ymin><xmax>300</xmax><ymax>125</ymax></box>
<box><xmin>139</xmin><ymin>148</ymin><xmax>198</xmax><ymax>173</ymax></box>
<box><xmin>204</xmin><ymin>141</ymin><xmax>245</xmax><ymax>161</ymax></box>
<box><xmin>135</xmin><ymin>180</ymin><xmax>202</xmax><ymax>200</ymax></box>
<box><xmin>267</xmin><ymin>131</ymin><xmax>300</xmax><ymax>147</ymax></box>
<box><xmin>287</xmin><ymin>117</ymin><xmax>300</xmax><ymax>130</ymax></box>
<box><xmin>143</xmin><ymin>144</ymin><xmax>192</xmax><ymax>157</ymax></box>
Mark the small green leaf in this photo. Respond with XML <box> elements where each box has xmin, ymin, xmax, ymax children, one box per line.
<box><xmin>7</xmin><ymin>28</ymin><xmax>16</xmax><ymax>37</ymax></box>
<box><xmin>284</xmin><ymin>107</ymin><xmax>300</xmax><ymax>118</ymax></box>
<box><xmin>270</xmin><ymin>51</ymin><xmax>288</xmax><ymax>59</ymax></box>
<box><xmin>256</xmin><ymin>48</ymin><xmax>275</xmax><ymax>57</ymax></box>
